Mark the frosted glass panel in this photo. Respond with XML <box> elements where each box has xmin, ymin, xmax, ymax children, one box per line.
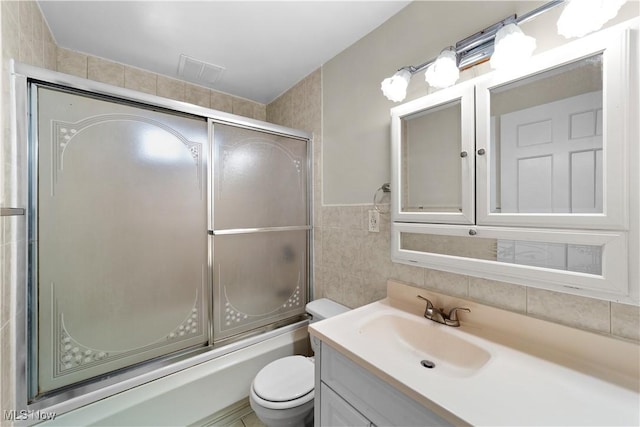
<box><xmin>35</xmin><ymin>86</ymin><xmax>208</xmax><ymax>395</ymax></box>
<box><xmin>490</xmin><ymin>54</ymin><xmax>603</xmax><ymax>214</ymax></box>
<box><xmin>401</xmin><ymin>100</ymin><xmax>462</xmax><ymax>213</ymax></box>
<box><xmin>212</xmin><ymin>230</ymin><xmax>307</xmax><ymax>342</ymax></box>
<box><xmin>213</xmin><ymin>123</ymin><xmax>308</xmax><ymax>229</ymax></box>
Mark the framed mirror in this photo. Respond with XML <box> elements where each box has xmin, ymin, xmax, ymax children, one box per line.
<box><xmin>391</xmin><ymin>222</ymin><xmax>629</xmax><ymax>302</ymax></box>
<box><xmin>391</xmin><ymin>83</ymin><xmax>475</xmax><ymax>224</ymax></box>
<box><xmin>475</xmin><ymin>27</ymin><xmax>631</xmax><ymax>230</ymax></box>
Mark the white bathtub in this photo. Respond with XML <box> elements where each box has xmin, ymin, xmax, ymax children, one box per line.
<box><xmin>39</xmin><ymin>322</ymin><xmax>309</xmax><ymax>426</ymax></box>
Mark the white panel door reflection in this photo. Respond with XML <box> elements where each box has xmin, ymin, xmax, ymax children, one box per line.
<box><xmin>496</xmin><ymin>91</ymin><xmax>603</xmax><ymax>273</ymax></box>
<box><xmin>500</xmin><ymin>91</ymin><xmax>603</xmax><ymax>214</ymax></box>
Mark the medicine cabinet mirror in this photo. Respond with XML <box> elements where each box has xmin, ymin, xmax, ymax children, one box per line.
<box><xmin>475</xmin><ymin>27</ymin><xmax>631</xmax><ymax>230</ymax></box>
<box><xmin>390</xmin><ymin>21</ymin><xmax>638</xmax><ymax>303</ymax></box>
<box><xmin>391</xmin><ymin>84</ymin><xmax>475</xmax><ymax>224</ymax></box>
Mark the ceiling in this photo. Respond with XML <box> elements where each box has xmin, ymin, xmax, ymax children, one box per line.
<box><xmin>39</xmin><ymin>1</ymin><xmax>411</xmax><ymax>104</ymax></box>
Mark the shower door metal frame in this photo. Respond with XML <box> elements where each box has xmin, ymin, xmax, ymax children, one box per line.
<box><xmin>10</xmin><ymin>60</ymin><xmax>313</xmax><ymax>415</ymax></box>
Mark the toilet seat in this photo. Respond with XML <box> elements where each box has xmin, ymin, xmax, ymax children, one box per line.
<box><xmin>251</xmin><ymin>356</ymin><xmax>314</xmax><ymax>410</ymax></box>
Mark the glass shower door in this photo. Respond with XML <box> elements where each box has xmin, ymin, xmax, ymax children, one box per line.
<box><xmin>211</xmin><ymin>122</ymin><xmax>309</xmax><ymax>343</ymax></box>
<box><xmin>33</xmin><ymin>85</ymin><xmax>208</xmax><ymax>397</ymax></box>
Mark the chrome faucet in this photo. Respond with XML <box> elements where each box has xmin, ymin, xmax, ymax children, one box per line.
<box><xmin>417</xmin><ymin>295</ymin><xmax>470</xmax><ymax>327</ymax></box>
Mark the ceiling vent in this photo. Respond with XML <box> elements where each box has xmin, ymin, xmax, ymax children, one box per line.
<box><xmin>178</xmin><ymin>54</ymin><xmax>226</xmax><ymax>86</ymax></box>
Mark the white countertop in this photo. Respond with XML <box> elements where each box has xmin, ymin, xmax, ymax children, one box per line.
<box><xmin>309</xmin><ymin>291</ymin><xmax>640</xmax><ymax>426</ymax></box>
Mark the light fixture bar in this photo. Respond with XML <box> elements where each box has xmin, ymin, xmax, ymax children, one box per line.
<box><xmin>517</xmin><ymin>0</ymin><xmax>565</xmax><ymax>25</ymax></box>
<box><xmin>457</xmin><ymin>41</ymin><xmax>494</xmax><ymax>69</ymax></box>
<box><xmin>455</xmin><ymin>15</ymin><xmax>516</xmax><ymax>54</ymax></box>
<box><xmin>396</xmin><ymin>0</ymin><xmax>565</xmax><ymax>77</ymax></box>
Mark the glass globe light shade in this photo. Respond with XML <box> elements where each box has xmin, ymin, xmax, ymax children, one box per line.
<box><xmin>557</xmin><ymin>0</ymin><xmax>628</xmax><ymax>38</ymax></box>
<box><xmin>424</xmin><ymin>49</ymin><xmax>459</xmax><ymax>89</ymax></box>
<box><xmin>490</xmin><ymin>23</ymin><xmax>537</xmax><ymax>70</ymax></box>
<box><xmin>381</xmin><ymin>69</ymin><xmax>412</xmax><ymax>102</ymax></box>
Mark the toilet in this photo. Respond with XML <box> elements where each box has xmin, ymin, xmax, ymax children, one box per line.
<box><xmin>249</xmin><ymin>298</ymin><xmax>349</xmax><ymax>427</ymax></box>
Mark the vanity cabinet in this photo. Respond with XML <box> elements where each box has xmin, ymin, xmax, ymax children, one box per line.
<box><xmin>314</xmin><ymin>339</ymin><xmax>452</xmax><ymax>427</ymax></box>
<box><xmin>390</xmin><ymin>21</ymin><xmax>639</xmax><ymax>304</ymax></box>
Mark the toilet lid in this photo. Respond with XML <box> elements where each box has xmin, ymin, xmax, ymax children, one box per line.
<box><xmin>253</xmin><ymin>356</ymin><xmax>314</xmax><ymax>402</ymax></box>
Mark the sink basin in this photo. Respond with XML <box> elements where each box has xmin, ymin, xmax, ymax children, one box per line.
<box><xmin>357</xmin><ymin>312</ymin><xmax>491</xmax><ymax>377</ymax></box>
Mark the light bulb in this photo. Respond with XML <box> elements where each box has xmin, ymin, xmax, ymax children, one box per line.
<box><xmin>557</xmin><ymin>0</ymin><xmax>628</xmax><ymax>38</ymax></box>
<box><xmin>490</xmin><ymin>23</ymin><xmax>537</xmax><ymax>70</ymax></box>
<box><xmin>424</xmin><ymin>49</ymin><xmax>459</xmax><ymax>89</ymax></box>
<box><xmin>381</xmin><ymin>69</ymin><xmax>411</xmax><ymax>102</ymax></box>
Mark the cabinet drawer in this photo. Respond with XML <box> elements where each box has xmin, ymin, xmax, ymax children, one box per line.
<box><xmin>320</xmin><ymin>383</ymin><xmax>371</xmax><ymax>427</ymax></box>
<box><xmin>320</xmin><ymin>344</ymin><xmax>452</xmax><ymax>427</ymax></box>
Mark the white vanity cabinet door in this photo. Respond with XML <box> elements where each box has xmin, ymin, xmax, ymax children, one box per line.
<box><xmin>475</xmin><ymin>24</ymin><xmax>634</xmax><ymax>230</ymax></box>
<box><xmin>391</xmin><ymin>82</ymin><xmax>475</xmax><ymax>225</ymax></box>
<box><xmin>320</xmin><ymin>383</ymin><xmax>372</xmax><ymax>427</ymax></box>
<box><xmin>319</xmin><ymin>343</ymin><xmax>453</xmax><ymax>427</ymax></box>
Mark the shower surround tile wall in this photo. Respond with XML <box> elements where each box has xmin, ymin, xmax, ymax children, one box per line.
<box><xmin>0</xmin><ymin>1</ymin><xmax>265</xmax><ymax>420</ymax></box>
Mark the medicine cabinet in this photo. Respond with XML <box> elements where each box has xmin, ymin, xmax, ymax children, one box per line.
<box><xmin>390</xmin><ymin>21</ymin><xmax>638</xmax><ymax>303</ymax></box>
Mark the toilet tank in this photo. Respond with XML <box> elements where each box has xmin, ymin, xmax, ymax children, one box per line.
<box><xmin>305</xmin><ymin>298</ymin><xmax>349</xmax><ymax>323</ymax></box>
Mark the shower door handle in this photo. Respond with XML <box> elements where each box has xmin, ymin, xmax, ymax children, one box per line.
<box><xmin>210</xmin><ymin>225</ymin><xmax>311</xmax><ymax>235</ymax></box>
<box><xmin>1</xmin><ymin>208</ymin><xmax>25</xmax><ymax>216</ymax></box>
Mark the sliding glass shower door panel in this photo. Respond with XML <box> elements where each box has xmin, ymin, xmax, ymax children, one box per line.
<box><xmin>211</xmin><ymin>122</ymin><xmax>309</xmax><ymax>342</ymax></box>
<box><xmin>34</xmin><ymin>86</ymin><xmax>208</xmax><ymax>396</ymax></box>
<box><xmin>213</xmin><ymin>123</ymin><xmax>307</xmax><ymax>229</ymax></box>
<box><xmin>212</xmin><ymin>230</ymin><xmax>307</xmax><ymax>341</ymax></box>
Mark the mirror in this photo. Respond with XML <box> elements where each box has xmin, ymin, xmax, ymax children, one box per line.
<box><xmin>489</xmin><ymin>54</ymin><xmax>603</xmax><ymax>215</ymax></box>
<box><xmin>391</xmin><ymin>83</ymin><xmax>475</xmax><ymax>224</ymax></box>
<box><xmin>400</xmin><ymin>232</ymin><xmax>603</xmax><ymax>275</ymax></box>
<box><xmin>401</xmin><ymin>100</ymin><xmax>462</xmax><ymax>213</ymax></box>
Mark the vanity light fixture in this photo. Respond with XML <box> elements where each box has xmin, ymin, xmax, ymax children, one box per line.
<box><xmin>490</xmin><ymin>23</ymin><xmax>537</xmax><ymax>70</ymax></box>
<box><xmin>381</xmin><ymin>0</ymin><xmax>564</xmax><ymax>102</ymax></box>
<box><xmin>424</xmin><ymin>48</ymin><xmax>460</xmax><ymax>89</ymax></box>
<box><xmin>381</xmin><ymin>0</ymin><xmax>574</xmax><ymax>102</ymax></box>
<box><xmin>557</xmin><ymin>0</ymin><xmax>628</xmax><ymax>38</ymax></box>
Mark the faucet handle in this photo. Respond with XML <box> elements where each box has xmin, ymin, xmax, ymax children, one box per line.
<box><xmin>447</xmin><ymin>307</ymin><xmax>470</xmax><ymax>322</ymax></box>
<box><xmin>417</xmin><ymin>295</ymin><xmax>435</xmax><ymax>318</ymax></box>
<box><xmin>417</xmin><ymin>295</ymin><xmax>434</xmax><ymax>309</ymax></box>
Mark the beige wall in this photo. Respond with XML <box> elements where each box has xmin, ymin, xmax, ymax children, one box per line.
<box><xmin>0</xmin><ymin>1</ymin><xmax>265</xmax><ymax>420</ymax></box>
<box><xmin>267</xmin><ymin>1</ymin><xmax>640</xmax><ymax>344</ymax></box>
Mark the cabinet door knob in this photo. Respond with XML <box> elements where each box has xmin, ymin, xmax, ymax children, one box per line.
<box><xmin>477</xmin><ymin>148</ymin><xmax>486</xmax><ymax>156</ymax></box>
<box><xmin>468</xmin><ymin>229</ymin><xmax>477</xmax><ymax>236</ymax></box>
<box><xmin>460</xmin><ymin>151</ymin><xmax>468</xmax><ymax>158</ymax></box>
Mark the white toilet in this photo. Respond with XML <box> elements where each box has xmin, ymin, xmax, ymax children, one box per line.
<box><xmin>249</xmin><ymin>298</ymin><xmax>349</xmax><ymax>427</ymax></box>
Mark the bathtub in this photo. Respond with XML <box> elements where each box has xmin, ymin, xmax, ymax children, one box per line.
<box><xmin>38</xmin><ymin>321</ymin><xmax>309</xmax><ymax>426</ymax></box>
